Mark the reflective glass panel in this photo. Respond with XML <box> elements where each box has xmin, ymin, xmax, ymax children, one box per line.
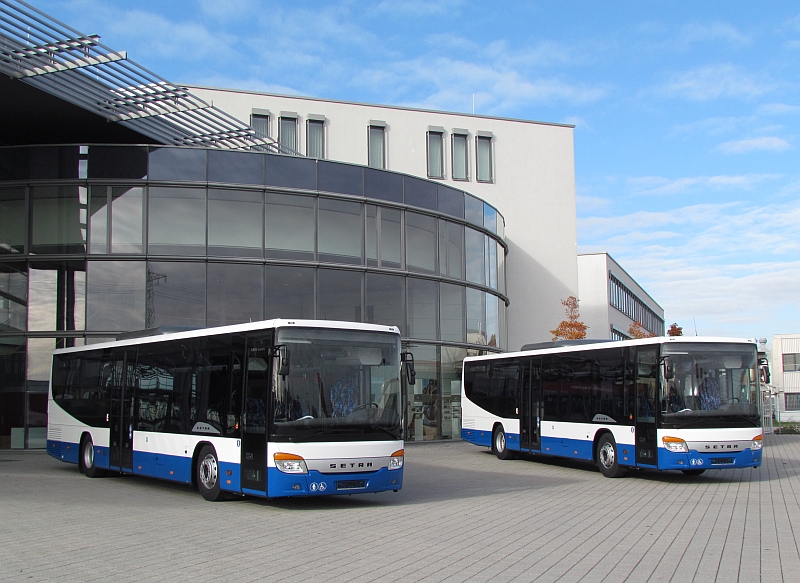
<box><xmin>208</xmin><ymin>189</ymin><xmax>263</xmax><ymax>257</ymax></box>
<box><xmin>381</xmin><ymin>207</ymin><xmax>402</xmax><ymax>269</ymax></box>
<box><xmin>465</xmin><ymin>228</ymin><xmax>485</xmax><ymax>285</ymax></box>
<box><xmin>464</xmin><ymin>194</ymin><xmax>484</xmax><ymax>227</ymax></box>
<box><xmin>207</xmin><ymin>263</ymin><xmax>263</xmax><ymax>326</ymax></box>
<box><xmin>404</xmin><ymin>176</ymin><xmax>437</xmax><ymax>211</ymax></box>
<box><xmin>0</xmin><ymin>188</ymin><xmax>26</xmax><ymax>253</ymax></box>
<box><xmin>30</xmin><ymin>186</ymin><xmax>87</xmax><ymax>254</ymax></box>
<box><xmin>318</xmin><ymin>161</ymin><xmax>362</xmax><ymax>196</ymax></box>
<box><xmin>466</xmin><ymin>287</ymin><xmax>486</xmax><ymax>345</ymax></box>
<box><xmin>441</xmin><ymin>345</ymin><xmax>466</xmax><ymax>439</ymax></box>
<box><xmin>89</xmin><ymin>186</ymin><xmax>108</xmax><ymax>254</ymax></box>
<box><xmin>148</xmin><ymin>187</ymin><xmax>206</xmax><ymax>256</ymax></box>
<box><xmin>86</xmin><ymin>260</ymin><xmax>145</xmax><ymax>332</ymax></box>
<box><xmin>88</xmin><ymin>146</ymin><xmax>147</xmax><ymax>180</ymax></box>
<box><xmin>364</xmin><ymin>167</ymin><xmax>402</xmax><ymax>203</ymax></box>
<box><xmin>0</xmin><ymin>337</ymin><xmax>25</xmax><ymax>393</ymax></box>
<box><xmin>366</xmin><ymin>205</ymin><xmax>378</xmax><ymax>267</ymax></box>
<box><xmin>487</xmin><ymin>235</ymin><xmax>498</xmax><ymax>290</ymax></box>
<box><xmin>405</xmin><ymin>344</ymin><xmax>439</xmax><ymax>442</ymax></box>
<box><xmin>318</xmin><ymin>198</ymin><xmax>363</xmax><ymax>265</ymax></box>
<box><xmin>406</xmin><ymin>212</ymin><xmax>437</xmax><ymax>274</ymax></box>
<box><xmin>317</xmin><ymin>269</ymin><xmax>362</xmax><ymax>322</ymax></box>
<box><xmin>28</xmin><ymin>262</ymin><xmax>85</xmax><ymax>332</ymax></box>
<box><xmin>499</xmin><ymin>299</ymin><xmax>507</xmax><ymax>350</ymax></box>
<box><xmin>438</xmin><ymin>185</ymin><xmax>465</xmax><ymax>219</ymax></box>
<box><xmin>264</xmin><ymin>193</ymin><xmax>315</xmax><ymax>260</ymax></box>
<box><xmin>497</xmin><ymin>241</ymin><xmax>505</xmax><ymax>294</ymax></box>
<box><xmin>0</xmin><ymin>263</ymin><xmax>27</xmax><ymax>332</ymax></box>
<box><xmin>27</xmin><ymin>338</ymin><xmax>55</xmax><ymax>384</ymax></box>
<box><xmin>366</xmin><ymin>273</ymin><xmax>404</xmax><ymax>334</ymax></box>
<box><xmin>438</xmin><ymin>220</ymin><xmax>463</xmax><ymax>279</ymax></box>
<box><xmin>149</xmin><ymin>147</ymin><xmax>207</xmax><ymax>182</ymax></box>
<box><xmin>111</xmin><ymin>187</ymin><xmax>143</xmax><ymax>254</ymax></box>
<box><xmin>440</xmin><ymin>282</ymin><xmax>464</xmax><ymax>343</ymax></box>
<box><xmin>407</xmin><ymin>277</ymin><xmax>437</xmax><ymax>340</ymax></box>
<box><xmin>208</xmin><ymin>150</ymin><xmax>262</xmax><ymax>185</ymax></box>
<box><xmin>484</xmin><ymin>204</ymin><xmax>497</xmax><ymax>235</ymax></box>
<box><xmin>486</xmin><ymin>293</ymin><xmax>499</xmax><ymax>348</ymax></box>
<box><xmin>264</xmin><ymin>265</ymin><xmax>315</xmax><ymax>320</ymax></box>
<box><xmin>146</xmin><ymin>262</ymin><xmax>206</xmax><ymax>328</ymax></box>
<box><xmin>265</xmin><ymin>154</ymin><xmax>317</xmax><ymax>190</ymax></box>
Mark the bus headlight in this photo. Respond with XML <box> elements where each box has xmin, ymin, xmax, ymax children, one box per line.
<box><xmin>389</xmin><ymin>449</ymin><xmax>404</xmax><ymax>470</ymax></box>
<box><xmin>751</xmin><ymin>435</ymin><xmax>763</xmax><ymax>451</ymax></box>
<box><xmin>662</xmin><ymin>436</ymin><xmax>689</xmax><ymax>453</ymax></box>
<box><xmin>274</xmin><ymin>452</ymin><xmax>308</xmax><ymax>474</ymax></box>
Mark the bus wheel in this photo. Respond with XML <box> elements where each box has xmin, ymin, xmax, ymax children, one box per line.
<box><xmin>681</xmin><ymin>469</ymin><xmax>705</xmax><ymax>476</ymax></box>
<box><xmin>197</xmin><ymin>445</ymin><xmax>225</xmax><ymax>501</ymax></box>
<box><xmin>492</xmin><ymin>426</ymin><xmax>514</xmax><ymax>460</ymax></box>
<box><xmin>80</xmin><ymin>436</ymin><xmax>105</xmax><ymax>478</ymax></box>
<box><xmin>596</xmin><ymin>434</ymin><xmax>624</xmax><ymax>478</ymax></box>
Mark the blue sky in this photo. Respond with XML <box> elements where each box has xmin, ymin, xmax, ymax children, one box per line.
<box><xmin>38</xmin><ymin>0</ymin><xmax>800</xmax><ymax>341</ymax></box>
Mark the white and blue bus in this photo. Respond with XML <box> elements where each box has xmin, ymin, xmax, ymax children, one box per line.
<box><xmin>47</xmin><ymin>319</ymin><xmax>413</xmax><ymax>500</ymax></box>
<box><xmin>461</xmin><ymin>337</ymin><xmax>763</xmax><ymax>477</ymax></box>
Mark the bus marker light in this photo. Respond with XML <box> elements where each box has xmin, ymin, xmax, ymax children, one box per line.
<box><xmin>390</xmin><ymin>450</ymin><xmax>404</xmax><ymax>469</ymax></box>
<box><xmin>226</xmin><ymin>470</ymin><xmax>232</xmax><ymax>476</ymax></box>
<box><xmin>752</xmin><ymin>435</ymin><xmax>763</xmax><ymax>450</ymax></box>
<box><xmin>662</xmin><ymin>437</ymin><xmax>689</xmax><ymax>453</ymax></box>
<box><xmin>274</xmin><ymin>452</ymin><xmax>308</xmax><ymax>474</ymax></box>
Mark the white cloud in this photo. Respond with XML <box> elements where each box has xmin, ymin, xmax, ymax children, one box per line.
<box><xmin>669</xmin><ymin>116</ymin><xmax>753</xmax><ymax>137</ymax></box>
<box><xmin>627</xmin><ymin>173</ymin><xmax>780</xmax><ymax>195</ymax></box>
<box><xmin>680</xmin><ymin>22</ymin><xmax>750</xmax><ymax>46</ymax></box>
<box><xmin>757</xmin><ymin>103</ymin><xmax>800</xmax><ymax>115</ymax></box>
<box><xmin>576</xmin><ymin>195</ymin><xmax>610</xmax><ymax>213</ymax></box>
<box><xmin>659</xmin><ymin>64</ymin><xmax>775</xmax><ymax>101</ymax></box>
<box><xmin>716</xmin><ymin>136</ymin><xmax>791</xmax><ymax>154</ymax></box>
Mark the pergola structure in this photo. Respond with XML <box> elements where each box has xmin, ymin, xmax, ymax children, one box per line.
<box><xmin>0</xmin><ymin>0</ymin><xmax>293</xmax><ymax>153</ymax></box>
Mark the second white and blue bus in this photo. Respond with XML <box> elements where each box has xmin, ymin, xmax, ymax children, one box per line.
<box><xmin>461</xmin><ymin>337</ymin><xmax>763</xmax><ymax>477</ymax></box>
<box><xmin>47</xmin><ymin>319</ymin><xmax>413</xmax><ymax>499</ymax></box>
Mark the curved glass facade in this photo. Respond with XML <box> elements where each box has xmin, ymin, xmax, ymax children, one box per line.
<box><xmin>0</xmin><ymin>144</ymin><xmax>507</xmax><ymax>447</ymax></box>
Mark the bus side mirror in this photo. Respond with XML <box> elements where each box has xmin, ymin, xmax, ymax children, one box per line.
<box><xmin>759</xmin><ymin>358</ymin><xmax>770</xmax><ymax>384</ymax></box>
<box><xmin>402</xmin><ymin>351</ymin><xmax>416</xmax><ymax>385</ymax></box>
<box><xmin>276</xmin><ymin>346</ymin><xmax>290</xmax><ymax>376</ymax></box>
<box><xmin>662</xmin><ymin>357</ymin><xmax>674</xmax><ymax>380</ymax></box>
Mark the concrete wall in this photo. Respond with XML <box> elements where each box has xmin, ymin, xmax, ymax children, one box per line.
<box><xmin>190</xmin><ymin>86</ymin><xmax>579</xmax><ymax>351</ymax></box>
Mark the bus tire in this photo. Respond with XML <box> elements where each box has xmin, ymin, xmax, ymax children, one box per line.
<box><xmin>80</xmin><ymin>435</ymin><xmax>105</xmax><ymax>478</ymax></box>
<box><xmin>197</xmin><ymin>445</ymin><xmax>224</xmax><ymax>501</ymax></box>
<box><xmin>596</xmin><ymin>434</ymin><xmax>624</xmax><ymax>478</ymax></box>
<box><xmin>681</xmin><ymin>469</ymin><xmax>705</xmax><ymax>476</ymax></box>
<box><xmin>492</xmin><ymin>426</ymin><xmax>514</xmax><ymax>460</ymax></box>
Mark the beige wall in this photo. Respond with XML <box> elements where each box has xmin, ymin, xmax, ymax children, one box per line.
<box><xmin>190</xmin><ymin>86</ymin><xmax>579</xmax><ymax>350</ymax></box>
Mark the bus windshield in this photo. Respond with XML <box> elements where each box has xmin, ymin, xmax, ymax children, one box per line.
<box><xmin>270</xmin><ymin>328</ymin><xmax>403</xmax><ymax>441</ymax></box>
<box><xmin>661</xmin><ymin>343</ymin><xmax>760</xmax><ymax>429</ymax></box>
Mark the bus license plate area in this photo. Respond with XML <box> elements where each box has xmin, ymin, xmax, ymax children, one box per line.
<box><xmin>710</xmin><ymin>457</ymin><xmax>734</xmax><ymax>465</ymax></box>
<box><xmin>336</xmin><ymin>479</ymin><xmax>367</xmax><ymax>490</ymax></box>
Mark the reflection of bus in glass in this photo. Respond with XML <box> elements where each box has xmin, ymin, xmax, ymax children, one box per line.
<box><xmin>462</xmin><ymin>337</ymin><xmax>763</xmax><ymax>477</ymax></box>
<box><xmin>47</xmin><ymin>320</ymin><xmax>412</xmax><ymax>500</ymax></box>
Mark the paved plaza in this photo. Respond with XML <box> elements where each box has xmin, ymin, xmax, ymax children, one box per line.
<box><xmin>1</xmin><ymin>435</ymin><xmax>799</xmax><ymax>583</ymax></box>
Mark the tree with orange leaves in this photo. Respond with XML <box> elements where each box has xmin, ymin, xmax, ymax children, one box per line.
<box><xmin>629</xmin><ymin>321</ymin><xmax>656</xmax><ymax>339</ymax></box>
<box><xmin>550</xmin><ymin>296</ymin><xmax>588</xmax><ymax>341</ymax></box>
<box><xmin>667</xmin><ymin>323</ymin><xmax>683</xmax><ymax>336</ymax></box>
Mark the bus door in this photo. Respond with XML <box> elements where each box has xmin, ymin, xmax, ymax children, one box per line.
<box><xmin>520</xmin><ymin>358</ymin><xmax>541</xmax><ymax>451</ymax></box>
<box><xmin>109</xmin><ymin>350</ymin><xmax>135</xmax><ymax>472</ymax></box>
<box><xmin>635</xmin><ymin>349</ymin><xmax>658</xmax><ymax>465</ymax></box>
<box><xmin>240</xmin><ymin>335</ymin><xmax>272</xmax><ymax>493</ymax></box>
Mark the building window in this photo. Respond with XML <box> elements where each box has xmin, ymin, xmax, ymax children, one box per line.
<box><xmin>279</xmin><ymin>116</ymin><xmax>298</xmax><ymax>152</ymax></box>
<box><xmin>452</xmin><ymin>133</ymin><xmax>469</xmax><ymax>180</ymax></box>
<box><xmin>476</xmin><ymin>135</ymin><xmax>493</xmax><ymax>183</ymax></box>
<box><xmin>427</xmin><ymin>130</ymin><xmax>444</xmax><ymax>178</ymax></box>
<box><xmin>368</xmin><ymin>125</ymin><xmax>385</xmax><ymax>169</ymax></box>
<box><xmin>786</xmin><ymin>393</ymin><xmax>800</xmax><ymax>411</ymax></box>
<box><xmin>784</xmin><ymin>353</ymin><xmax>800</xmax><ymax>373</ymax></box>
<box><xmin>307</xmin><ymin>119</ymin><xmax>324</xmax><ymax>159</ymax></box>
<box><xmin>608</xmin><ymin>273</ymin><xmax>665</xmax><ymax>336</ymax></box>
<box><xmin>251</xmin><ymin>113</ymin><xmax>270</xmax><ymax>137</ymax></box>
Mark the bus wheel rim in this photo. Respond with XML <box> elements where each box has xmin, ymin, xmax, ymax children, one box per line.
<box><xmin>600</xmin><ymin>442</ymin><xmax>615</xmax><ymax>468</ymax></box>
<box><xmin>200</xmin><ymin>454</ymin><xmax>218</xmax><ymax>489</ymax></box>
<box><xmin>83</xmin><ymin>441</ymin><xmax>93</xmax><ymax>469</ymax></box>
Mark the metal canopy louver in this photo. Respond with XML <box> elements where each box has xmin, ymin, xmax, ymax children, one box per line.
<box><xmin>0</xmin><ymin>0</ymin><xmax>296</xmax><ymax>153</ymax></box>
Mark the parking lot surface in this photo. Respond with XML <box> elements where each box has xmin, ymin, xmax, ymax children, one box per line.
<box><xmin>1</xmin><ymin>434</ymin><xmax>799</xmax><ymax>583</ymax></box>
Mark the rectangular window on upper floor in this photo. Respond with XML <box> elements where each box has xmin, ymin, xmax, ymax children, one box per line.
<box><xmin>452</xmin><ymin>132</ymin><xmax>469</xmax><ymax>181</ymax></box>
<box><xmin>279</xmin><ymin>115</ymin><xmax>298</xmax><ymax>153</ymax></box>
<box><xmin>784</xmin><ymin>353</ymin><xmax>800</xmax><ymax>373</ymax></box>
<box><xmin>306</xmin><ymin>118</ymin><xmax>325</xmax><ymax>159</ymax></box>
<box><xmin>427</xmin><ymin>129</ymin><xmax>444</xmax><ymax>179</ymax></box>
<box><xmin>368</xmin><ymin>123</ymin><xmax>386</xmax><ymax>169</ymax></box>
<box><xmin>476</xmin><ymin>134</ymin><xmax>494</xmax><ymax>183</ymax></box>
<box><xmin>251</xmin><ymin>112</ymin><xmax>270</xmax><ymax>137</ymax></box>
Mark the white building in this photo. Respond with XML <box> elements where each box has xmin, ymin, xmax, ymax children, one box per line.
<box><xmin>190</xmin><ymin>86</ymin><xmax>579</xmax><ymax>351</ymax></box>
<box><xmin>577</xmin><ymin>252</ymin><xmax>665</xmax><ymax>340</ymax></box>
<box><xmin>771</xmin><ymin>334</ymin><xmax>800</xmax><ymax>422</ymax></box>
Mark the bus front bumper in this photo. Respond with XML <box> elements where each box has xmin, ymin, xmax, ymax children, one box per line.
<box><xmin>658</xmin><ymin>447</ymin><xmax>762</xmax><ymax>470</ymax></box>
<box><xmin>267</xmin><ymin>466</ymin><xmax>403</xmax><ymax>497</ymax></box>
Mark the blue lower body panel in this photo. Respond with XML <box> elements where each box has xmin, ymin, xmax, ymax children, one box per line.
<box><xmin>47</xmin><ymin>440</ymin><xmax>79</xmax><ymax>464</ymax></box>
<box><xmin>540</xmin><ymin>436</ymin><xmax>594</xmax><ymax>461</ymax></box>
<box><xmin>267</xmin><ymin>467</ymin><xmax>403</xmax><ymax>498</ymax></box>
<box><xmin>132</xmin><ymin>451</ymin><xmax>192</xmax><ymax>483</ymax></box>
<box><xmin>462</xmin><ymin>429</ymin><xmax>492</xmax><ymax>447</ymax></box>
<box><xmin>658</xmin><ymin>447</ymin><xmax>762</xmax><ymax>470</ymax></box>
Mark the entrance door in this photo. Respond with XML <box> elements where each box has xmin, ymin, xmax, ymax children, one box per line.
<box><xmin>520</xmin><ymin>358</ymin><xmax>541</xmax><ymax>451</ymax></box>
<box><xmin>109</xmin><ymin>350</ymin><xmax>134</xmax><ymax>472</ymax></box>
<box><xmin>240</xmin><ymin>334</ymin><xmax>271</xmax><ymax>492</ymax></box>
<box><xmin>635</xmin><ymin>349</ymin><xmax>658</xmax><ymax>465</ymax></box>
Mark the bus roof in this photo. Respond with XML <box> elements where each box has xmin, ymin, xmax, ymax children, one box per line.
<box><xmin>465</xmin><ymin>336</ymin><xmax>758</xmax><ymax>363</ymax></box>
<box><xmin>54</xmin><ymin>319</ymin><xmax>401</xmax><ymax>355</ymax></box>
